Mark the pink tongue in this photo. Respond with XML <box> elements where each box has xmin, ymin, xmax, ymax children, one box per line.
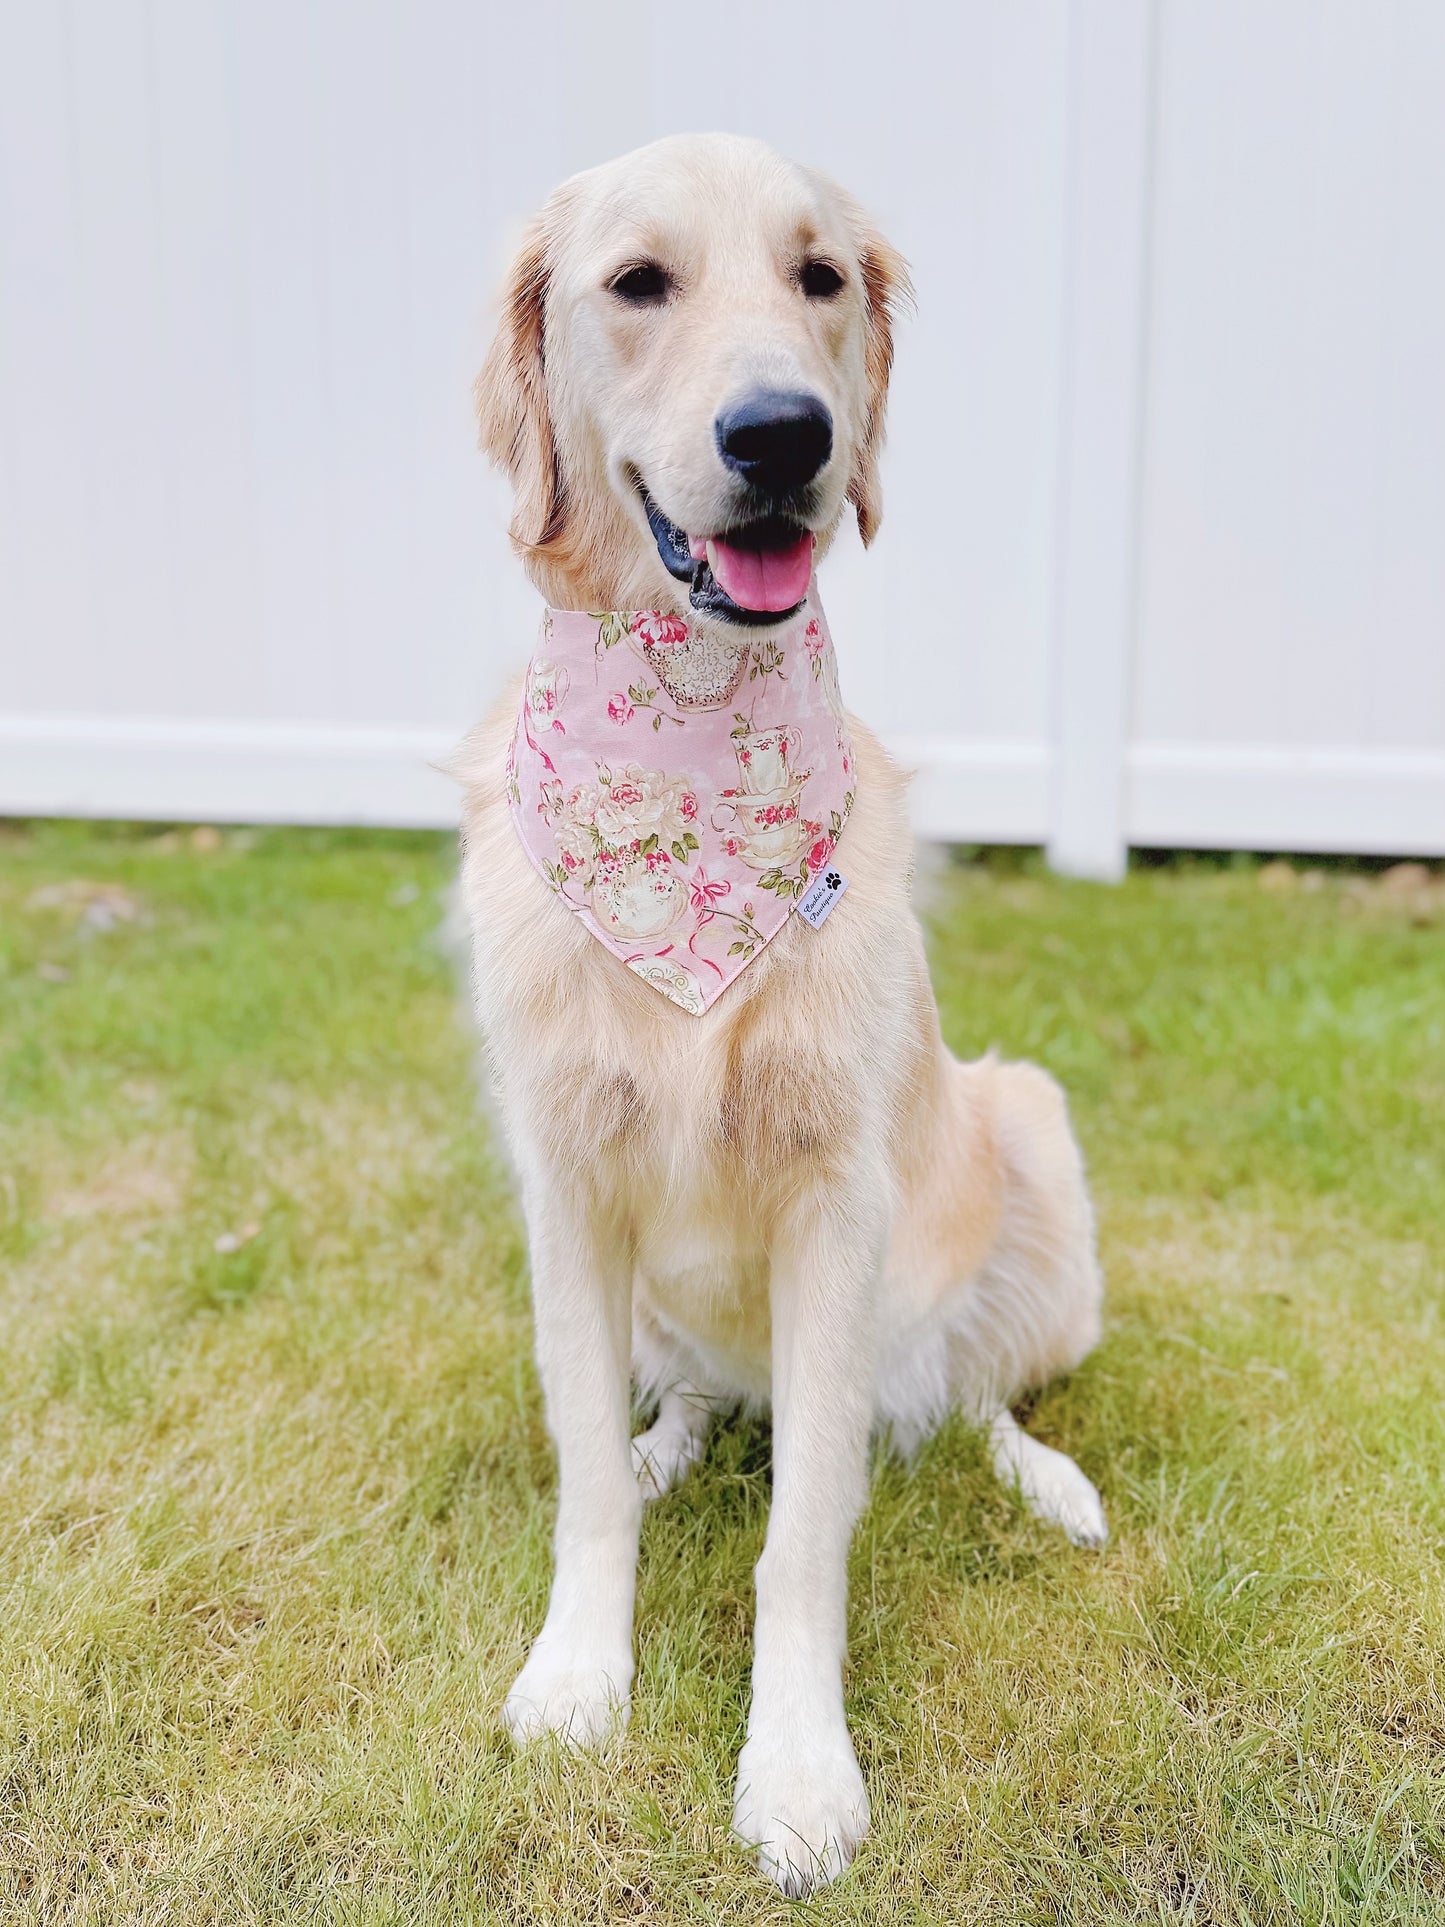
<box><xmin>706</xmin><ymin>531</ymin><xmax>814</xmax><ymax>612</ymax></box>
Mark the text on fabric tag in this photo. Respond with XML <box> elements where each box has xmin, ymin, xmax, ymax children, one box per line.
<box><xmin>797</xmin><ymin>868</ymin><xmax>849</xmax><ymax>929</ymax></box>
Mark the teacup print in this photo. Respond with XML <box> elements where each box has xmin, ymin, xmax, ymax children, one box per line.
<box><xmin>627</xmin><ymin>956</ymin><xmax>706</xmax><ymax>1014</ymax></box>
<box><xmin>527</xmin><ymin>659</ymin><xmax>569</xmax><ymax>721</ymax></box>
<box><xmin>714</xmin><ymin>782</ymin><xmax>808</xmax><ymax>869</ymax></box>
<box><xmin>734</xmin><ymin>724</ymin><xmax>802</xmax><ymax>795</ymax></box>
<box><xmin>593</xmin><ymin>856</ymin><xmax>689</xmax><ymax>942</ymax></box>
<box><xmin>536</xmin><ymin>762</ymin><xmax>702</xmax><ymax>942</ymax></box>
<box><xmin>627</xmin><ymin>614</ymin><xmax>751</xmax><ymax>712</ymax></box>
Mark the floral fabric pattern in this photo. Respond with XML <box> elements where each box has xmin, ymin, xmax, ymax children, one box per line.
<box><xmin>508</xmin><ymin>589</ymin><xmax>855</xmax><ymax>1015</ymax></box>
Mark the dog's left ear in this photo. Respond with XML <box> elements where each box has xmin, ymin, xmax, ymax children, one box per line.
<box><xmin>843</xmin><ymin>211</ymin><xmax>912</xmax><ymax>548</ymax></box>
<box><xmin>474</xmin><ymin>209</ymin><xmax>569</xmax><ymax>555</ymax></box>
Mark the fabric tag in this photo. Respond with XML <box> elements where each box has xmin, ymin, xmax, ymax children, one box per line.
<box><xmin>796</xmin><ymin>868</ymin><xmax>849</xmax><ymax>929</ymax></box>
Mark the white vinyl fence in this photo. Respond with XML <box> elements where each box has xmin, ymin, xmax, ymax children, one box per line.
<box><xmin>2</xmin><ymin>1</ymin><xmax>1443</xmax><ymax>876</ymax></box>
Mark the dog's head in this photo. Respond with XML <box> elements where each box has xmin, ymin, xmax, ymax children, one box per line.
<box><xmin>476</xmin><ymin>133</ymin><xmax>910</xmax><ymax>624</ymax></box>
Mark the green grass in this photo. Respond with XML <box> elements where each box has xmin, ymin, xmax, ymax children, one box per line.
<box><xmin>1</xmin><ymin>821</ymin><xmax>1443</xmax><ymax>1925</ymax></box>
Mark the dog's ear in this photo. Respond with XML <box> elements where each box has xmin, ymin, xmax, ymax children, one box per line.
<box><xmin>845</xmin><ymin>218</ymin><xmax>912</xmax><ymax>548</ymax></box>
<box><xmin>475</xmin><ymin>214</ymin><xmax>568</xmax><ymax>554</ymax></box>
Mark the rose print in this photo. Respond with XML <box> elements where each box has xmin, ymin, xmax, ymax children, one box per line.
<box><xmin>630</xmin><ymin>612</ymin><xmax>689</xmax><ymax>649</ymax></box>
<box><xmin>592</xmin><ymin>764</ymin><xmax>696</xmax><ymax>848</ymax></box>
<box><xmin>565</xmin><ymin>782</ymin><xmax>598</xmax><ymax>825</ymax></box>
<box><xmin>751</xmin><ymin>799</ymin><xmax>798</xmax><ymax>827</ymax></box>
<box><xmin>608</xmin><ymin>692</ymin><xmax>634</xmax><ymax>725</ymax></box>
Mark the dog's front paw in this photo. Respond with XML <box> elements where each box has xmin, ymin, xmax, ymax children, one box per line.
<box><xmin>733</xmin><ymin>1721</ymin><xmax>869</xmax><ymax>1896</ymax></box>
<box><xmin>503</xmin><ymin>1636</ymin><xmax>632</xmax><ymax>1748</ymax></box>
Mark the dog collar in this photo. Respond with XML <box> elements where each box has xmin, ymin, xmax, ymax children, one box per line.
<box><xmin>506</xmin><ymin>587</ymin><xmax>855</xmax><ymax>1014</ymax></box>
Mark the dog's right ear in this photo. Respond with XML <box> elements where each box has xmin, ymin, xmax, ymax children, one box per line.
<box><xmin>474</xmin><ymin>215</ymin><xmax>568</xmax><ymax>553</ymax></box>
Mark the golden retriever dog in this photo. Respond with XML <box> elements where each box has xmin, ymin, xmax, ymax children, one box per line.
<box><xmin>453</xmin><ymin>132</ymin><xmax>1105</xmax><ymax>1896</ymax></box>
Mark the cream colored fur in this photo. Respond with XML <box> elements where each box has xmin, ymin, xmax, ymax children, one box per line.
<box><xmin>454</xmin><ymin>133</ymin><xmax>1105</xmax><ymax>1898</ymax></box>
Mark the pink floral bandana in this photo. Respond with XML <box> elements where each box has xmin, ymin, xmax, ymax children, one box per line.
<box><xmin>506</xmin><ymin>588</ymin><xmax>855</xmax><ymax>1015</ymax></box>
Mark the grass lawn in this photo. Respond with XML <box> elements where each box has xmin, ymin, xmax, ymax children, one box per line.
<box><xmin>1</xmin><ymin>821</ymin><xmax>1443</xmax><ymax>1925</ymax></box>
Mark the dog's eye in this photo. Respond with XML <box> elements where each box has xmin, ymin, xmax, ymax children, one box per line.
<box><xmin>800</xmin><ymin>260</ymin><xmax>845</xmax><ymax>299</ymax></box>
<box><xmin>610</xmin><ymin>262</ymin><xmax>670</xmax><ymax>304</ymax></box>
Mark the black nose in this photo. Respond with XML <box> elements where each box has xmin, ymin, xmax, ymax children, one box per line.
<box><xmin>715</xmin><ymin>390</ymin><xmax>833</xmax><ymax>494</ymax></box>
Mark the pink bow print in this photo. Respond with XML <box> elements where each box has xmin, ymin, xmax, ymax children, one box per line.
<box><xmin>690</xmin><ymin>868</ymin><xmax>731</xmax><ymax>915</ymax></box>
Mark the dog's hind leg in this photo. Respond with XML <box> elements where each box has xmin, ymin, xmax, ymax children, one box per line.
<box><xmin>632</xmin><ymin>1382</ymin><xmax>717</xmax><ymax>1500</ymax></box>
<box><xmin>882</xmin><ymin>1055</ymin><xmax>1109</xmax><ymax>1544</ymax></box>
<box><xmin>973</xmin><ymin>1060</ymin><xmax>1107</xmax><ymax>1545</ymax></box>
<box><xmin>961</xmin><ymin>1060</ymin><xmax>1107</xmax><ymax>1545</ymax></box>
<box><xmin>988</xmin><ymin>1408</ymin><xmax>1107</xmax><ymax>1546</ymax></box>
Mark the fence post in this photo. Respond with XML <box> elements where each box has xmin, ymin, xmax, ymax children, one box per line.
<box><xmin>1047</xmin><ymin>0</ymin><xmax>1157</xmax><ymax>881</ymax></box>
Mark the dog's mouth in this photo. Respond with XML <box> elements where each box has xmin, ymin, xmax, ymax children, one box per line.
<box><xmin>641</xmin><ymin>491</ymin><xmax>814</xmax><ymax>626</ymax></box>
